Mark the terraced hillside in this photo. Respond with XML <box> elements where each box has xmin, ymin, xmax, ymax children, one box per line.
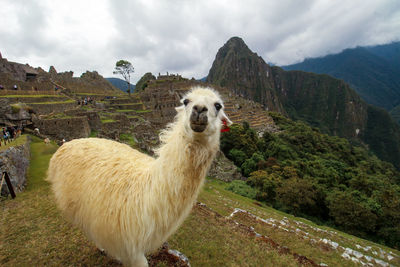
<box><xmin>0</xmin><ymin>91</ymin><xmax>77</xmax><ymax>115</ymax></box>
<box><xmin>1</xmin><ymin>137</ymin><xmax>398</xmax><ymax>266</ymax></box>
<box><xmin>138</xmin><ymin>78</ymin><xmax>276</xmax><ymax>132</ymax></box>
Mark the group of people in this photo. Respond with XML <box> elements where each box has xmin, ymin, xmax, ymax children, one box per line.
<box><xmin>77</xmin><ymin>96</ymin><xmax>94</xmax><ymax>105</ymax></box>
<box><xmin>1</xmin><ymin>126</ymin><xmax>22</xmax><ymax>146</ymax></box>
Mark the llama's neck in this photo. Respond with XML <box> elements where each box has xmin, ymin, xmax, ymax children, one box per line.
<box><xmin>153</xmin><ymin>127</ymin><xmax>219</xmax><ymax>212</ymax></box>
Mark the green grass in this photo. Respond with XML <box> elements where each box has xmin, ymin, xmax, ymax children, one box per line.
<box><xmin>119</xmin><ymin>133</ymin><xmax>136</xmax><ymax>147</ymax></box>
<box><xmin>197</xmin><ymin>179</ymin><xmax>400</xmax><ymax>266</ymax></box>
<box><xmin>101</xmin><ymin>119</ymin><xmax>116</xmax><ymax>123</ymax></box>
<box><xmin>1</xmin><ymin>140</ymin><xmax>398</xmax><ymax>266</ymax></box>
<box><xmin>115</xmin><ymin>109</ymin><xmax>135</xmax><ymax>113</ymax></box>
<box><xmin>135</xmin><ymin>110</ymin><xmax>152</xmax><ymax>113</ymax></box>
<box><xmin>111</xmin><ymin>103</ymin><xmax>143</xmax><ymax>106</ymax></box>
<box><xmin>75</xmin><ymin>93</ymin><xmax>120</xmax><ymax>96</ymax></box>
<box><xmin>80</xmin><ymin>106</ymin><xmax>94</xmax><ymax>111</ymax></box>
<box><xmin>0</xmin><ymin>135</ymin><xmax>28</xmax><ymax>152</ymax></box>
<box><xmin>89</xmin><ymin>130</ymin><xmax>98</xmax><ymax>138</ymax></box>
<box><xmin>0</xmin><ymin>95</ymin><xmax>64</xmax><ymax>98</ymax></box>
<box><xmin>29</xmin><ymin>100</ymin><xmax>75</xmax><ymax>105</ymax></box>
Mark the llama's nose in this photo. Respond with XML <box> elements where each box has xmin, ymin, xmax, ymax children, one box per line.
<box><xmin>191</xmin><ymin>105</ymin><xmax>208</xmax><ymax>123</ymax></box>
<box><xmin>193</xmin><ymin>105</ymin><xmax>208</xmax><ymax>114</ymax></box>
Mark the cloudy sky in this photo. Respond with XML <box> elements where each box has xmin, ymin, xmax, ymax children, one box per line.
<box><xmin>1</xmin><ymin>0</ymin><xmax>399</xmax><ymax>83</ymax></box>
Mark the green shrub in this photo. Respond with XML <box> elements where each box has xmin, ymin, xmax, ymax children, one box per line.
<box><xmin>225</xmin><ymin>180</ymin><xmax>257</xmax><ymax>199</ymax></box>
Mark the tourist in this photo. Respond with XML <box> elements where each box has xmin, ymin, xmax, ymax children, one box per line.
<box><xmin>0</xmin><ymin>84</ymin><xmax>4</xmax><ymax>90</ymax></box>
<box><xmin>13</xmin><ymin>84</ymin><xmax>18</xmax><ymax>90</ymax></box>
<box><xmin>3</xmin><ymin>128</ymin><xmax>9</xmax><ymax>143</ymax></box>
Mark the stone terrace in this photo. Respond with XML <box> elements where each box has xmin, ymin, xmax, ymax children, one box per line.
<box><xmin>0</xmin><ymin>91</ymin><xmax>78</xmax><ymax>115</ymax></box>
<box><xmin>138</xmin><ymin>80</ymin><xmax>277</xmax><ymax>132</ymax></box>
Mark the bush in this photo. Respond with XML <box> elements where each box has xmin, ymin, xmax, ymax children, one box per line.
<box><xmin>225</xmin><ymin>180</ymin><xmax>257</xmax><ymax>199</ymax></box>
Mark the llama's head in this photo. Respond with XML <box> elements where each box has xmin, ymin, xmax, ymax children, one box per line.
<box><xmin>176</xmin><ymin>87</ymin><xmax>232</xmax><ymax>138</ymax></box>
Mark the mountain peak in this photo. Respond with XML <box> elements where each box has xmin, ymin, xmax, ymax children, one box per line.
<box><xmin>220</xmin><ymin>36</ymin><xmax>251</xmax><ymax>55</ymax></box>
<box><xmin>225</xmin><ymin>36</ymin><xmax>246</xmax><ymax>46</ymax></box>
<box><xmin>207</xmin><ymin>37</ymin><xmax>282</xmax><ymax>112</ymax></box>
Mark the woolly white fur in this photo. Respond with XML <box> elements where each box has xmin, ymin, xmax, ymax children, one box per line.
<box><xmin>47</xmin><ymin>87</ymin><xmax>231</xmax><ymax>267</ymax></box>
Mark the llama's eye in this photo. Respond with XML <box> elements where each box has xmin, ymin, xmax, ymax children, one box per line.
<box><xmin>183</xmin><ymin>99</ymin><xmax>190</xmax><ymax>106</ymax></box>
<box><xmin>214</xmin><ymin>103</ymin><xmax>222</xmax><ymax>111</ymax></box>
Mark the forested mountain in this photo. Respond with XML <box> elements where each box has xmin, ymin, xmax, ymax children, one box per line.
<box><xmin>283</xmin><ymin>42</ymin><xmax>400</xmax><ymax>111</ymax></box>
<box><xmin>207</xmin><ymin>37</ymin><xmax>400</xmax><ymax>169</ymax></box>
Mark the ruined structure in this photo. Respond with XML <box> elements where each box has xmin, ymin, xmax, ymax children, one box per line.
<box><xmin>0</xmin><ymin>52</ymin><xmax>121</xmax><ymax>94</ymax></box>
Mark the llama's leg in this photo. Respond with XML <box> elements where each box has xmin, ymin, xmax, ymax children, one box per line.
<box><xmin>128</xmin><ymin>254</ymin><xmax>148</xmax><ymax>267</ymax></box>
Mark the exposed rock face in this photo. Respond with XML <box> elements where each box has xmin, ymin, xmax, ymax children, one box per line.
<box><xmin>0</xmin><ymin>98</ymin><xmax>33</xmax><ymax>126</ymax></box>
<box><xmin>272</xmin><ymin>67</ymin><xmax>367</xmax><ymax>139</ymax></box>
<box><xmin>207</xmin><ymin>37</ymin><xmax>284</xmax><ymax>113</ymax></box>
<box><xmin>208</xmin><ymin>151</ymin><xmax>245</xmax><ymax>182</ymax></box>
<box><xmin>0</xmin><ymin>136</ymin><xmax>30</xmax><ymax>196</ymax></box>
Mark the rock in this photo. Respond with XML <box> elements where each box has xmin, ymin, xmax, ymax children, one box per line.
<box><xmin>0</xmin><ymin>136</ymin><xmax>30</xmax><ymax>196</ymax></box>
<box><xmin>207</xmin><ymin>151</ymin><xmax>245</xmax><ymax>182</ymax></box>
<box><xmin>341</xmin><ymin>252</ymin><xmax>351</xmax><ymax>260</ymax></box>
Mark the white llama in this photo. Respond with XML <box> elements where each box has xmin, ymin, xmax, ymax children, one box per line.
<box><xmin>47</xmin><ymin>87</ymin><xmax>232</xmax><ymax>267</ymax></box>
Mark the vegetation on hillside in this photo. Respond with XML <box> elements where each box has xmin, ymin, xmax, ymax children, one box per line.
<box><xmin>135</xmin><ymin>72</ymin><xmax>156</xmax><ymax>92</ymax></box>
<box><xmin>221</xmin><ymin>113</ymin><xmax>400</xmax><ymax>249</ymax></box>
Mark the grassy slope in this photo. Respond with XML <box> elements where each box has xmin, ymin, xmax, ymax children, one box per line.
<box><xmin>0</xmin><ymin>135</ymin><xmax>27</xmax><ymax>152</ymax></box>
<box><xmin>0</xmin><ymin>137</ymin><xmax>399</xmax><ymax>266</ymax></box>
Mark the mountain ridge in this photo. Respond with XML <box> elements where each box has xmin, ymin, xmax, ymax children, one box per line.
<box><xmin>283</xmin><ymin>42</ymin><xmax>400</xmax><ymax>111</ymax></box>
<box><xmin>207</xmin><ymin>37</ymin><xmax>400</xmax><ymax>168</ymax></box>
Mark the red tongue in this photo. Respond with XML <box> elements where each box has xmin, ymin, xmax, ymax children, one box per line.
<box><xmin>221</xmin><ymin>119</ymin><xmax>230</xmax><ymax>133</ymax></box>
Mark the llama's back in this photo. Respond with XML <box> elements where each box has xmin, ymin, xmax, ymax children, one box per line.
<box><xmin>47</xmin><ymin>138</ymin><xmax>154</xmax><ymax>259</ymax></box>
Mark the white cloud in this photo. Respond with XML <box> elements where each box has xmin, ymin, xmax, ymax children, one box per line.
<box><xmin>0</xmin><ymin>0</ymin><xmax>399</xmax><ymax>83</ymax></box>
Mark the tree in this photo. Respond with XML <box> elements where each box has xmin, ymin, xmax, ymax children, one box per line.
<box><xmin>113</xmin><ymin>60</ymin><xmax>134</xmax><ymax>95</ymax></box>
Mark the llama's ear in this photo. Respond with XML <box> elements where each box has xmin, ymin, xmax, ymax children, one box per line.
<box><xmin>175</xmin><ymin>105</ymin><xmax>185</xmax><ymax>112</ymax></box>
<box><xmin>219</xmin><ymin>110</ymin><xmax>232</xmax><ymax>126</ymax></box>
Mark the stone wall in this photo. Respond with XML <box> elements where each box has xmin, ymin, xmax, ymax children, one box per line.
<box><xmin>33</xmin><ymin>116</ymin><xmax>90</xmax><ymax>141</ymax></box>
<box><xmin>0</xmin><ymin>136</ymin><xmax>30</xmax><ymax>196</ymax></box>
<box><xmin>65</xmin><ymin>110</ymin><xmax>102</xmax><ymax>131</ymax></box>
<box><xmin>29</xmin><ymin>102</ymin><xmax>77</xmax><ymax>115</ymax></box>
<box><xmin>100</xmin><ymin>115</ymin><xmax>131</xmax><ymax>139</ymax></box>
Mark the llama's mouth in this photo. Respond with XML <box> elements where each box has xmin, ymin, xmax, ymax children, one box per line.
<box><xmin>190</xmin><ymin>122</ymin><xmax>207</xmax><ymax>132</ymax></box>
